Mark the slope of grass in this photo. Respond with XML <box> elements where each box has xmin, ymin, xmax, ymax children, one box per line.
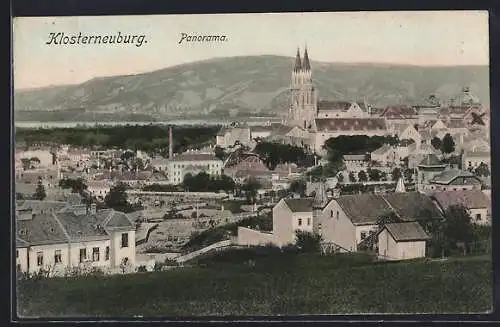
<box><xmin>17</xmin><ymin>252</ymin><xmax>492</xmax><ymax>318</ymax></box>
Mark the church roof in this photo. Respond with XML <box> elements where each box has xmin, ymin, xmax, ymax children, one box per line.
<box><xmin>315</xmin><ymin>118</ymin><xmax>387</xmax><ymax>132</ymax></box>
<box><xmin>317</xmin><ymin>100</ymin><xmax>352</xmax><ymax>112</ymax></box>
<box><xmin>294</xmin><ymin>48</ymin><xmax>302</xmax><ymax>72</ymax></box>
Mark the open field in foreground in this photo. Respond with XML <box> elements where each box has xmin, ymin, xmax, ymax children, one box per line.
<box><xmin>17</xmin><ymin>251</ymin><xmax>492</xmax><ymax>317</ymax></box>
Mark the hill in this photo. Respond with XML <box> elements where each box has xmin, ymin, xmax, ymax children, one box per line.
<box><xmin>17</xmin><ymin>252</ymin><xmax>491</xmax><ymax>317</ymax></box>
<box><xmin>14</xmin><ymin>55</ymin><xmax>489</xmax><ymax>122</ymax></box>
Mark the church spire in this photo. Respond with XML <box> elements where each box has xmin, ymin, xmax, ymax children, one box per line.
<box><xmin>302</xmin><ymin>46</ymin><xmax>311</xmax><ymax>71</ymax></box>
<box><xmin>294</xmin><ymin>47</ymin><xmax>302</xmax><ymax>72</ymax></box>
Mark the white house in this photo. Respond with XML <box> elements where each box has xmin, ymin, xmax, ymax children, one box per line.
<box><xmin>216</xmin><ymin>126</ymin><xmax>252</xmax><ymax>148</ymax></box>
<box><xmin>167</xmin><ymin>152</ymin><xmax>223</xmax><ymax>184</ymax></box>
<box><xmin>426</xmin><ymin>169</ymin><xmax>483</xmax><ymax>192</ymax></box>
<box><xmin>377</xmin><ymin>222</ymin><xmax>430</xmax><ymax>261</ymax></box>
<box><xmin>462</xmin><ymin>150</ymin><xmax>491</xmax><ymax>171</ymax></box>
<box><xmin>16</xmin><ymin>203</ymin><xmax>136</xmax><ymax>276</ymax></box>
<box><xmin>370</xmin><ymin>145</ymin><xmax>397</xmax><ymax>166</ymax></box>
<box><xmin>432</xmin><ymin>189</ymin><xmax>491</xmax><ymax>225</ymax></box>
<box><xmin>18</xmin><ymin>149</ymin><xmax>55</xmax><ymax>168</ymax></box>
<box><xmin>86</xmin><ymin>180</ymin><xmax>112</xmax><ymax>200</ymax></box>
<box><xmin>272</xmin><ymin>198</ymin><xmax>314</xmax><ymax>246</ymax></box>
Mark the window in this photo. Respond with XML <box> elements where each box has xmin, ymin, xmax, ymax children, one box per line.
<box><xmin>468</xmin><ymin>161</ymin><xmax>472</xmax><ymax>167</ymax></box>
<box><xmin>298</xmin><ymin>218</ymin><xmax>302</xmax><ymax>226</ymax></box>
<box><xmin>307</xmin><ymin>218</ymin><xmax>311</xmax><ymax>226</ymax></box>
<box><xmin>361</xmin><ymin>232</ymin><xmax>367</xmax><ymax>240</ymax></box>
<box><xmin>37</xmin><ymin>252</ymin><xmax>43</xmax><ymax>266</ymax></box>
<box><xmin>92</xmin><ymin>247</ymin><xmax>100</xmax><ymax>261</ymax></box>
<box><xmin>121</xmin><ymin>233</ymin><xmax>129</xmax><ymax>248</ymax></box>
<box><xmin>79</xmin><ymin>248</ymin><xmax>86</xmax><ymax>263</ymax></box>
<box><xmin>476</xmin><ymin>213</ymin><xmax>482</xmax><ymax>221</ymax></box>
<box><xmin>330</xmin><ymin>210</ymin><xmax>334</xmax><ymax>217</ymax></box>
<box><xmin>105</xmin><ymin>246</ymin><xmax>110</xmax><ymax>260</ymax></box>
<box><xmin>54</xmin><ymin>250</ymin><xmax>62</xmax><ymax>264</ymax></box>
<box><xmin>336</xmin><ymin>211</ymin><xmax>339</xmax><ymax>220</ymax></box>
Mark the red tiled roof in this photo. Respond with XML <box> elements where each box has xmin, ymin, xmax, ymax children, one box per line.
<box><xmin>315</xmin><ymin>118</ymin><xmax>386</xmax><ymax>132</ymax></box>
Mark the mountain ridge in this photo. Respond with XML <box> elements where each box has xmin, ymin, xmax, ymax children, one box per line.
<box><xmin>14</xmin><ymin>55</ymin><xmax>489</xmax><ymax>122</ymax></box>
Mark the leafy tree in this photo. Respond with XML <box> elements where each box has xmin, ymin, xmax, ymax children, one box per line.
<box><xmin>288</xmin><ymin>179</ymin><xmax>306</xmax><ymax>196</ymax></box>
<box><xmin>21</xmin><ymin>158</ymin><xmax>31</xmax><ymax>170</ymax></box>
<box><xmin>242</xmin><ymin>178</ymin><xmax>261</xmax><ymax>204</ymax></box>
<box><xmin>367</xmin><ymin>168</ymin><xmax>381</xmax><ymax>181</ymax></box>
<box><xmin>104</xmin><ymin>182</ymin><xmax>130</xmax><ymax>212</ymax></box>
<box><xmin>474</xmin><ymin>163</ymin><xmax>490</xmax><ymax>177</ymax></box>
<box><xmin>59</xmin><ymin>178</ymin><xmax>87</xmax><ymax>194</ymax></box>
<box><xmin>431</xmin><ymin>137</ymin><xmax>442</xmax><ymax>150</ymax></box>
<box><xmin>358</xmin><ymin>170</ymin><xmax>368</xmax><ymax>182</ymax></box>
<box><xmin>440</xmin><ymin>205</ymin><xmax>475</xmax><ymax>256</ymax></box>
<box><xmin>337</xmin><ymin>173</ymin><xmax>344</xmax><ymax>183</ymax></box>
<box><xmin>120</xmin><ymin>150</ymin><xmax>135</xmax><ymax>161</ymax></box>
<box><xmin>214</xmin><ymin>146</ymin><xmax>226</xmax><ymax>161</ymax></box>
<box><xmin>391</xmin><ymin>167</ymin><xmax>402</xmax><ymax>181</ymax></box>
<box><xmin>441</xmin><ymin>133</ymin><xmax>456</xmax><ymax>154</ymax></box>
<box><xmin>348</xmin><ymin>172</ymin><xmax>357</xmax><ymax>183</ymax></box>
<box><xmin>295</xmin><ymin>230</ymin><xmax>322</xmax><ymax>253</ymax></box>
<box><xmin>403</xmin><ymin>169</ymin><xmax>414</xmax><ymax>183</ymax></box>
<box><xmin>33</xmin><ymin>179</ymin><xmax>46</xmax><ymax>200</ymax></box>
<box><xmin>380</xmin><ymin>171</ymin><xmax>388</xmax><ymax>181</ymax></box>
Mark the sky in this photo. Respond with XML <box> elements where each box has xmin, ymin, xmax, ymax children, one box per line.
<box><xmin>13</xmin><ymin>11</ymin><xmax>489</xmax><ymax>90</ymax></box>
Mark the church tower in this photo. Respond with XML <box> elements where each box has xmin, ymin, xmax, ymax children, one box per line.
<box><xmin>288</xmin><ymin>47</ymin><xmax>318</xmax><ymax>129</ymax></box>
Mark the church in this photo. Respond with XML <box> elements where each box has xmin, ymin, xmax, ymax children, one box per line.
<box><xmin>286</xmin><ymin>47</ymin><xmax>389</xmax><ymax>154</ymax></box>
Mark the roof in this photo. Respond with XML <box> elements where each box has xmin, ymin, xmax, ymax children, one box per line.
<box><xmin>16</xmin><ymin>200</ymin><xmax>70</xmax><ymax>213</ymax></box>
<box><xmin>317</xmin><ymin>100</ymin><xmax>352</xmax><ymax>112</ymax></box>
<box><xmin>283</xmin><ymin>198</ymin><xmax>314</xmax><ymax>213</ymax></box>
<box><xmin>171</xmin><ymin>153</ymin><xmax>221</xmax><ymax>162</ymax></box>
<box><xmin>371</xmin><ymin>144</ymin><xmax>392</xmax><ymax>155</ymax></box>
<box><xmin>418</xmin><ymin>154</ymin><xmax>444</xmax><ymax>167</ymax></box>
<box><xmin>430</xmin><ymin>169</ymin><xmax>481</xmax><ymax>185</ymax></box>
<box><xmin>382</xmin><ymin>222</ymin><xmax>431</xmax><ymax>242</ymax></box>
<box><xmin>380</xmin><ymin>107</ymin><xmax>417</xmax><ymax>119</ymax></box>
<box><xmin>302</xmin><ymin>47</ymin><xmax>311</xmax><ymax>70</ymax></box>
<box><xmin>16</xmin><ymin>207</ymin><xmax>135</xmax><ymax>246</ymax></box>
<box><xmin>432</xmin><ymin>190</ymin><xmax>491</xmax><ymax>210</ymax></box>
<box><xmin>15</xmin><ymin>182</ymin><xmax>36</xmax><ymax>195</ymax></box>
<box><xmin>315</xmin><ymin>118</ymin><xmax>386</xmax><ymax>132</ymax></box>
<box><xmin>294</xmin><ymin>48</ymin><xmax>302</xmax><ymax>71</ymax></box>
<box><xmin>335</xmin><ymin>192</ymin><xmax>442</xmax><ymax>225</ymax></box>
<box><xmin>343</xmin><ymin>154</ymin><xmax>368</xmax><ymax>161</ymax></box>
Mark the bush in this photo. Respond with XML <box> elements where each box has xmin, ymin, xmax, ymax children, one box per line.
<box><xmin>295</xmin><ymin>230</ymin><xmax>322</xmax><ymax>253</ymax></box>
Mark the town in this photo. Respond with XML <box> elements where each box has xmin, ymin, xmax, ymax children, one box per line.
<box><xmin>15</xmin><ymin>47</ymin><xmax>491</xmax><ymax>316</ymax></box>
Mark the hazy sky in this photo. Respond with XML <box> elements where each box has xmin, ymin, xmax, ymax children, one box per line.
<box><xmin>13</xmin><ymin>11</ymin><xmax>489</xmax><ymax>90</ymax></box>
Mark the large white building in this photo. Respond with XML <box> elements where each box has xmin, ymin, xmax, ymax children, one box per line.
<box><xmin>167</xmin><ymin>152</ymin><xmax>223</xmax><ymax>184</ymax></box>
<box><xmin>16</xmin><ymin>201</ymin><xmax>136</xmax><ymax>276</ymax></box>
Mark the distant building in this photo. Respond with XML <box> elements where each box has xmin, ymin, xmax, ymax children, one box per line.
<box><xmin>431</xmin><ymin>189</ymin><xmax>491</xmax><ymax>225</ymax></box>
<box><xmin>462</xmin><ymin>149</ymin><xmax>491</xmax><ymax>171</ymax></box>
<box><xmin>167</xmin><ymin>152</ymin><xmax>223</xmax><ymax>185</ymax></box>
<box><xmin>377</xmin><ymin>222</ymin><xmax>430</xmax><ymax>261</ymax></box>
<box><xmin>427</xmin><ymin>169</ymin><xmax>483</xmax><ymax>192</ymax></box>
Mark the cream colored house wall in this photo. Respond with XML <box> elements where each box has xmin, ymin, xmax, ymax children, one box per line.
<box><xmin>109</xmin><ymin>230</ymin><xmax>136</xmax><ymax>267</ymax></box>
<box><xmin>320</xmin><ymin>200</ymin><xmax>356</xmax><ymax>252</ymax></box>
<box><xmin>395</xmin><ymin>241</ymin><xmax>426</xmax><ymax>260</ymax></box>
<box><xmin>272</xmin><ymin>200</ymin><xmax>294</xmax><ymax>247</ymax></box>
<box><xmin>469</xmin><ymin>208</ymin><xmax>490</xmax><ymax>225</ymax></box>
<box><xmin>167</xmin><ymin>159</ymin><xmax>223</xmax><ymax>184</ymax></box>
<box><xmin>237</xmin><ymin>227</ymin><xmax>277</xmax><ymax>246</ymax></box>
<box><xmin>355</xmin><ymin>225</ymin><xmax>379</xmax><ymax>245</ymax></box>
<box><xmin>16</xmin><ymin>247</ymin><xmax>28</xmax><ymax>273</ymax></box>
<box><xmin>68</xmin><ymin>239</ymin><xmax>111</xmax><ymax>269</ymax></box>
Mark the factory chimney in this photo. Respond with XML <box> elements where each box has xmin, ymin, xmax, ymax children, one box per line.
<box><xmin>169</xmin><ymin>126</ymin><xmax>174</xmax><ymax>159</ymax></box>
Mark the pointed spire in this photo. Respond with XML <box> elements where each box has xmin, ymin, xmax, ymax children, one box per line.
<box><xmin>395</xmin><ymin>177</ymin><xmax>406</xmax><ymax>193</ymax></box>
<box><xmin>294</xmin><ymin>47</ymin><xmax>302</xmax><ymax>72</ymax></box>
<box><xmin>302</xmin><ymin>46</ymin><xmax>311</xmax><ymax>71</ymax></box>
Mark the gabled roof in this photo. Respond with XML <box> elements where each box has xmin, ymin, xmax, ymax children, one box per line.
<box><xmin>315</xmin><ymin>118</ymin><xmax>387</xmax><ymax>132</ymax></box>
<box><xmin>283</xmin><ymin>198</ymin><xmax>314</xmax><ymax>213</ymax></box>
<box><xmin>382</xmin><ymin>192</ymin><xmax>443</xmax><ymax>220</ymax></box>
<box><xmin>170</xmin><ymin>153</ymin><xmax>221</xmax><ymax>162</ymax></box>
<box><xmin>380</xmin><ymin>107</ymin><xmax>417</xmax><ymax>119</ymax></box>
<box><xmin>17</xmin><ymin>213</ymin><xmax>69</xmax><ymax>246</ymax></box>
<box><xmin>371</xmin><ymin>144</ymin><xmax>392</xmax><ymax>155</ymax></box>
<box><xmin>381</xmin><ymin>222</ymin><xmax>431</xmax><ymax>242</ymax></box>
<box><xmin>432</xmin><ymin>190</ymin><xmax>490</xmax><ymax>210</ymax></box>
<box><xmin>430</xmin><ymin>169</ymin><xmax>481</xmax><ymax>185</ymax></box>
<box><xmin>16</xmin><ymin>200</ymin><xmax>70</xmax><ymax>213</ymax></box>
<box><xmin>317</xmin><ymin>100</ymin><xmax>352</xmax><ymax>112</ymax></box>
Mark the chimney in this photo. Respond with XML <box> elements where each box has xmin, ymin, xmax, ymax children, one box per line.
<box><xmin>90</xmin><ymin>203</ymin><xmax>97</xmax><ymax>215</ymax></box>
<box><xmin>169</xmin><ymin>126</ymin><xmax>174</xmax><ymax>159</ymax></box>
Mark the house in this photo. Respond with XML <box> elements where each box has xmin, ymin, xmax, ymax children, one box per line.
<box><xmin>394</xmin><ymin>123</ymin><xmax>421</xmax><ymax>144</ymax></box>
<box><xmin>17</xmin><ymin>149</ymin><xmax>56</xmax><ymax>168</ymax></box>
<box><xmin>415</xmin><ymin>154</ymin><xmax>447</xmax><ymax>188</ymax></box>
<box><xmin>16</xmin><ymin>204</ymin><xmax>136</xmax><ymax>276</ymax></box>
<box><xmin>377</xmin><ymin>222</ymin><xmax>430</xmax><ymax>261</ymax></box>
<box><xmin>150</xmin><ymin>156</ymin><xmax>170</xmax><ymax>172</ymax></box>
<box><xmin>320</xmin><ymin>192</ymin><xmax>442</xmax><ymax>253</ymax></box>
<box><xmin>431</xmin><ymin>190</ymin><xmax>491</xmax><ymax>225</ymax></box>
<box><xmin>427</xmin><ymin>169</ymin><xmax>483</xmax><ymax>192</ymax></box>
<box><xmin>462</xmin><ymin>150</ymin><xmax>491</xmax><ymax>171</ymax></box>
<box><xmin>379</xmin><ymin>107</ymin><xmax>418</xmax><ymax>124</ymax></box>
<box><xmin>167</xmin><ymin>152</ymin><xmax>223</xmax><ymax>185</ymax></box>
<box><xmin>215</xmin><ymin>126</ymin><xmax>252</xmax><ymax>148</ymax></box>
<box><xmin>86</xmin><ymin>180</ymin><xmax>112</xmax><ymax>200</ymax></box>
<box><xmin>343</xmin><ymin>154</ymin><xmax>369</xmax><ymax>171</ymax></box>
<box><xmin>370</xmin><ymin>145</ymin><xmax>397</xmax><ymax>166</ymax></box>
<box><xmin>250</xmin><ymin>126</ymin><xmax>273</xmax><ymax>140</ymax></box>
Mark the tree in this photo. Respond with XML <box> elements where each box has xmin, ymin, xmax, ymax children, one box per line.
<box><xmin>358</xmin><ymin>170</ymin><xmax>368</xmax><ymax>182</ymax></box>
<box><xmin>295</xmin><ymin>230</ymin><xmax>322</xmax><ymax>253</ymax></box>
<box><xmin>348</xmin><ymin>172</ymin><xmax>356</xmax><ymax>183</ymax></box>
<box><xmin>337</xmin><ymin>173</ymin><xmax>344</xmax><ymax>183</ymax></box>
<box><xmin>391</xmin><ymin>167</ymin><xmax>402</xmax><ymax>181</ymax></box>
<box><xmin>33</xmin><ymin>179</ymin><xmax>46</xmax><ymax>200</ymax></box>
<box><xmin>214</xmin><ymin>146</ymin><xmax>225</xmax><ymax>161</ymax></box>
<box><xmin>104</xmin><ymin>182</ymin><xmax>130</xmax><ymax>212</ymax></box>
<box><xmin>367</xmin><ymin>168</ymin><xmax>381</xmax><ymax>181</ymax></box>
<box><xmin>431</xmin><ymin>137</ymin><xmax>442</xmax><ymax>150</ymax></box>
<box><xmin>474</xmin><ymin>163</ymin><xmax>490</xmax><ymax>177</ymax></box>
<box><xmin>242</xmin><ymin>178</ymin><xmax>261</xmax><ymax>204</ymax></box>
<box><xmin>441</xmin><ymin>133</ymin><xmax>455</xmax><ymax>154</ymax></box>
<box><xmin>403</xmin><ymin>169</ymin><xmax>413</xmax><ymax>183</ymax></box>
<box><xmin>441</xmin><ymin>205</ymin><xmax>475</xmax><ymax>255</ymax></box>
<box><xmin>288</xmin><ymin>179</ymin><xmax>306</xmax><ymax>196</ymax></box>
<box><xmin>21</xmin><ymin>158</ymin><xmax>31</xmax><ymax>170</ymax></box>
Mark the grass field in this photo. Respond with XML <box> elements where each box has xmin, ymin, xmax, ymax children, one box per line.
<box><xmin>17</xmin><ymin>250</ymin><xmax>492</xmax><ymax>317</ymax></box>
